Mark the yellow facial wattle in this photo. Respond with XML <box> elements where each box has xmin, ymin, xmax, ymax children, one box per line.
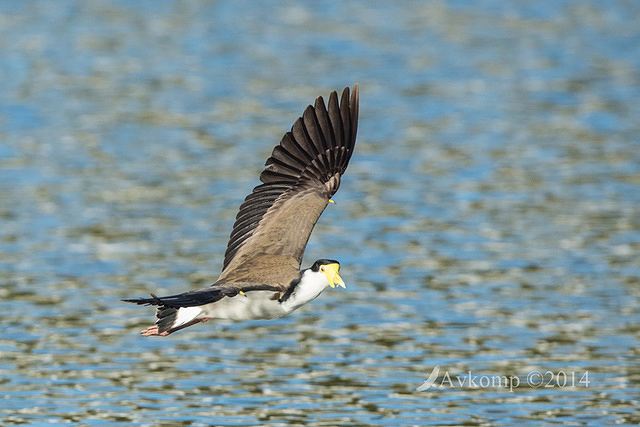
<box><xmin>323</xmin><ymin>263</ymin><xmax>346</xmax><ymax>289</ymax></box>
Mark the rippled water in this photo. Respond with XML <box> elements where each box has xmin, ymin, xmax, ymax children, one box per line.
<box><xmin>2</xmin><ymin>1</ymin><xmax>640</xmax><ymax>425</ymax></box>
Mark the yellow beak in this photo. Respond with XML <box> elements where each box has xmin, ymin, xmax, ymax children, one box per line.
<box><xmin>324</xmin><ymin>263</ymin><xmax>346</xmax><ymax>289</ymax></box>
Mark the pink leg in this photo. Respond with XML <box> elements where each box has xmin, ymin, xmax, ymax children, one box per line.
<box><xmin>140</xmin><ymin>317</ymin><xmax>212</xmax><ymax>337</ymax></box>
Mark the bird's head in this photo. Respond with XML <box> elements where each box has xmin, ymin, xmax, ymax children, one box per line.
<box><xmin>311</xmin><ymin>259</ymin><xmax>346</xmax><ymax>289</ymax></box>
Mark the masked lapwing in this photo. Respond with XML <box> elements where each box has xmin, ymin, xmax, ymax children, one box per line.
<box><xmin>123</xmin><ymin>85</ymin><xmax>359</xmax><ymax>336</ymax></box>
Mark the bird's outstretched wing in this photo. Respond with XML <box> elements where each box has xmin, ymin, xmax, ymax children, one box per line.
<box><xmin>217</xmin><ymin>85</ymin><xmax>359</xmax><ymax>283</ymax></box>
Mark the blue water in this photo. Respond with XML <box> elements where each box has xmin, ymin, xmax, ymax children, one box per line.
<box><xmin>1</xmin><ymin>1</ymin><xmax>640</xmax><ymax>425</ymax></box>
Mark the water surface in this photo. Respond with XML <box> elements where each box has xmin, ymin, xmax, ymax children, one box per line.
<box><xmin>1</xmin><ymin>1</ymin><xmax>639</xmax><ymax>425</ymax></box>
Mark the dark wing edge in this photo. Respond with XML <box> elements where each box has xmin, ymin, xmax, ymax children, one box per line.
<box><xmin>221</xmin><ymin>84</ymin><xmax>359</xmax><ymax>271</ymax></box>
<box><xmin>122</xmin><ymin>283</ymin><xmax>283</xmax><ymax>308</ymax></box>
<box><xmin>122</xmin><ymin>291</ymin><xmax>223</xmax><ymax>308</ymax></box>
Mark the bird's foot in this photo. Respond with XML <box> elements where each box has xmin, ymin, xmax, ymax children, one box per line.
<box><xmin>140</xmin><ymin>325</ymin><xmax>168</xmax><ymax>336</ymax></box>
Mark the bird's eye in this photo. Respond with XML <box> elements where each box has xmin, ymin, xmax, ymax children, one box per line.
<box><xmin>320</xmin><ymin>266</ymin><xmax>325</xmax><ymax>272</ymax></box>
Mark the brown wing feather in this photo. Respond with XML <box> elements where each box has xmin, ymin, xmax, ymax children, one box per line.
<box><xmin>218</xmin><ymin>85</ymin><xmax>359</xmax><ymax>283</ymax></box>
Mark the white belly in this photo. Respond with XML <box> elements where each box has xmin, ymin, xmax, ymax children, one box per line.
<box><xmin>199</xmin><ymin>291</ymin><xmax>287</xmax><ymax>321</ymax></box>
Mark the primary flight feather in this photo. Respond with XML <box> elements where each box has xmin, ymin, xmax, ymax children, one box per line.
<box><xmin>123</xmin><ymin>85</ymin><xmax>359</xmax><ymax>336</ymax></box>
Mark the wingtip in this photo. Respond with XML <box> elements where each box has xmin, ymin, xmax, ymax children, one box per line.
<box><xmin>349</xmin><ymin>83</ymin><xmax>359</xmax><ymax>121</ymax></box>
<box><xmin>323</xmin><ymin>84</ymin><xmax>358</xmax><ymax>107</ymax></box>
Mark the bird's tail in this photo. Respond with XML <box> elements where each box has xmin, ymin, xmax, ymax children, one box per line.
<box><xmin>123</xmin><ymin>293</ymin><xmax>209</xmax><ymax>336</ymax></box>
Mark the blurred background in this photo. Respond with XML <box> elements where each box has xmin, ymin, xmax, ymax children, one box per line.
<box><xmin>1</xmin><ymin>1</ymin><xmax>639</xmax><ymax>425</ymax></box>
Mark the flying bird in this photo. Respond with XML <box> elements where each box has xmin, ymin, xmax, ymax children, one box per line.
<box><xmin>123</xmin><ymin>85</ymin><xmax>359</xmax><ymax>336</ymax></box>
